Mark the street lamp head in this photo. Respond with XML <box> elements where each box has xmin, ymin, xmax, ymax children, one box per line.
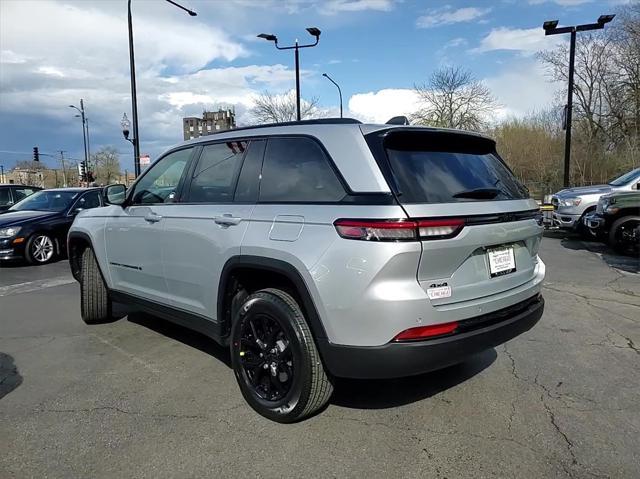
<box><xmin>121</xmin><ymin>113</ymin><xmax>131</xmax><ymax>140</ymax></box>
<box><xmin>257</xmin><ymin>33</ymin><xmax>277</xmax><ymax>42</ymax></box>
<box><xmin>543</xmin><ymin>20</ymin><xmax>559</xmax><ymax>31</ymax></box>
<box><xmin>306</xmin><ymin>27</ymin><xmax>321</xmax><ymax>38</ymax></box>
<box><xmin>597</xmin><ymin>14</ymin><xmax>615</xmax><ymax>25</ymax></box>
<box><xmin>188</xmin><ymin>10</ymin><xmax>197</xmax><ymax>16</ymax></box>
<box><xmin>322</xmin><ymin>73</ymin><xmax>328</xmax><ymax>78</ymax></box>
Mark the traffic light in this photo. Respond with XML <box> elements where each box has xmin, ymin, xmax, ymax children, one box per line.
<box><xmin>33</xmin><ymin>147</ymin><xmax>40</xmax><ymax>162</ymax></box>
<box><xmin>78</xmin><ymin>161</ymin><xmax>86</xmax><ymax>180</ymax></box>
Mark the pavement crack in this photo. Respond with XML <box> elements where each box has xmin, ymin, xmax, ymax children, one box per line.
<box><xmin>543</xmin><ymin>285</ymin><xmax>640</xmax><ymax>310</ymax></box>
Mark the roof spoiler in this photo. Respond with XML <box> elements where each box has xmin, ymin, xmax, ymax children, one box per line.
<box><xmin>386</xmin><ymin>116</ymin><xmax>410</xmax><ymax>125</ymax></box>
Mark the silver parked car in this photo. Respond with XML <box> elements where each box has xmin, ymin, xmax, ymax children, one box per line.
<box><xmin>68</xmin><ymin>119</ymin><xmax>545</xmax><ymax>422</ymax></box>
<box><xmin>551</xmin><ymin>167</ymin><xmax>640</xmax><ymax>232</ymax></box>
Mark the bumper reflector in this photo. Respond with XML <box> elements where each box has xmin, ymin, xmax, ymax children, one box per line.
<box><xmin>393</xmin><ymin>321</ymin><xmax>459</xmax><ymax>341</ymax></box>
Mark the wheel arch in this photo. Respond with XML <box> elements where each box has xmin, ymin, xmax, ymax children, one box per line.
<box><xmin>67</xmin><ymin>231</ymin><xmax>94</xmax><ymax>281</ymax></box>
<box><xmin>218</xmin><ymin>256</ymin><xmax>329</xmax><ymax>345</ymax></box>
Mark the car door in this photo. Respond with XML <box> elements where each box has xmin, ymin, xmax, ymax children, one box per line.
<box><xmin>159</xmin><ymin>139</ymin><xmax>263</xmax><ymax>319</ymax></box>
<box><xmin>104</xmin><ymin>147</ymin><xmax>194</xmax><ymax>304</ymax></box>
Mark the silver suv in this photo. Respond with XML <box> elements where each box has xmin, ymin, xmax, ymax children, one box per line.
<box><xmin>68</xmin><ymin>119</ymin><xmax>545</xmax><ymax>422</ymax></box>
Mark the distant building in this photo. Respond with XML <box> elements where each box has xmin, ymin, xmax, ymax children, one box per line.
<box><xmin>183</xmin><ymin>108</ymin><xmax>236</xmax><ymax>140</ymax></box>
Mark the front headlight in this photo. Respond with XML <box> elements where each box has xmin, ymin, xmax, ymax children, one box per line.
<box><xmin>559</xmin><ymin>198</ymin><xmax>582</xmax><ymax>207</ymax></box>
<box><xmin>0</xmin><ymin>226</ymin><xmax>22</xmax><ymax>238</ymax></box>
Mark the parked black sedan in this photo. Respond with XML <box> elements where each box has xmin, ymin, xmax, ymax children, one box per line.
<box><xmin>0</xmin><ymin>188</ymin><xmax>103</xmax><ymax>264</ymax></box>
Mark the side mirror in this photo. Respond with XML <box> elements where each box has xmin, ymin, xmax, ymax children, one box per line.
<box><xmin>104</xmin><ymin>184</ymin><xmax>127</xmax><ymax>206</ymax></box>
<box><xmin>72</xmin><ymin>208</ymin><xmax>84</xmax><ymax>215</ymax></box>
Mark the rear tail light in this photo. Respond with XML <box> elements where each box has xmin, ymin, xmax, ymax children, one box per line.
<box><xmin>334</xmin><ymin>218</ymin><xmax>464</xmax><ymax>241</ymax></box>
<box><xmin>417</xmin><ymin>219</ymin><xmax>464</xmax><ymax>239</ymax></box>
<box><xmin>393</xmin><ymin>321</ymin><xmax>459</xmax><ymax>341</ymax></box>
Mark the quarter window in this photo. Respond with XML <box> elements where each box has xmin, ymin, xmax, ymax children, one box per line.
<box><xmin>131</xmin><ymin>148</ymin><xmax>192</xmax><ymax>204</ymax></box>
<box><xmin>260</xmin><ymin>137</ymin><xmax>345</xmax><ymax>202</ymax></box>
<box><xmin>186</xmin><ymin>141</ymin><xmax>247</xmax><ymax>203</ymax></box>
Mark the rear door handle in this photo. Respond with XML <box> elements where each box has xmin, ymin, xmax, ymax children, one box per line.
<box><xmin>214</xmin><ymin>214</ymin><xmax>242</xmax><ymax>226</ymax></box>
<box><xmin>144</xmin><ymin>213</ymin><xmax>162</xmax><ymax>223</ymax></box>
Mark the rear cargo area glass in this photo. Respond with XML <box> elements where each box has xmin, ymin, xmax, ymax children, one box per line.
<box><xmin>378</xmin><ymin>131</ymin><xmax>528</xmax><ymax>204</ymax></box>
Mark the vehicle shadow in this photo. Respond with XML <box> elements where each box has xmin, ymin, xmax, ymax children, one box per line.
<box><xmin>331</xmin><ymin>348</ymin><xmax>497</xmax><ymax>410</ymax></box>
<box><xmin>125</xmin><ymin>312</ymin><xmax>497</xmax><ymax>411</ymax></box>
<box><xmin>126</xmin><ymin>313</ymin><xmax>232</xmax><ymax>368</ymax></box>
<box><xmin>544</xmin><ymin>229</ymin><xmax>639</xmax><ymax>274</ymax></box>
<box><xmin>0</xmin><ymin>353</ymin><xmax>23</xmax><ymax>400</ymax></box>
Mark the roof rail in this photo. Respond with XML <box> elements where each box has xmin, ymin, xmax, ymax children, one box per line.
<box><xmin>200</xmin><ymin>117</ymin><xmax>362</xmax><ymax>136</ymax></box>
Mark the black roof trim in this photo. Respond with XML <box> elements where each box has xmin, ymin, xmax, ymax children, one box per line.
<box><xmin>201</xmin><ymin>118</ymin><xmax>362</xmax><ymax>136</ymax></box>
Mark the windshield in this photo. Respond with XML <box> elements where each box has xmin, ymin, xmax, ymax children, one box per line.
<box><xmin>609</xmin><ymin>168</ymin><xmax>640</xmax><ymax>187</ymax></box>
<box><xmin>9</xmin><ymin>190</ymin><xmax>79</xmax><ymax>212</ymax></box>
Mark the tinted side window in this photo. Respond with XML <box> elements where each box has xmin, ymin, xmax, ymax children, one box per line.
<box><xmin>0</xmin><ymin>188</ymin><xmax>11</xmax><ymax>206</ymax></box>
<box><xmin>76</xmin><ymin>190</ymin><xmax>101</xmax><ymax>210</ymax></box>
<box><xmin>235</xmin><ymin>140</ymin><xmax>265</xmax><ymax>203</ymax></box>
<box><xmin>260</xmin><ymin>137</ymin><xmax>345</xmax><ymax>202</ymax></box>
<box><xmin>186</xmin><ymin>141</ymin><xmax>246</xmax><ymax>203</ymax></box>
<box><xmin>132</xmin><ymin>148</ymin><xmax>192</xmax><ymax>204</ymax></box>
<box><xmin>14</xmin><ymin>188</ymin><xmax>36</xmax><ymax>202</ymax></box>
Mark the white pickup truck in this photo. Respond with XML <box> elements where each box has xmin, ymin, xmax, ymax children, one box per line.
<box><xmin>551</xmin><ymin>167</ymin><xmax>640</xmax><ymax>233</ymax></box>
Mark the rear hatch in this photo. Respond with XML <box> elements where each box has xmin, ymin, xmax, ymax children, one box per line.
<box><xmin>364</xmin><ymin>127</ymin><xmax>542</xmax><ymax>306</ymax></box>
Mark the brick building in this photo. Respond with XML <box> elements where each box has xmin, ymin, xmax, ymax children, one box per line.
<box><xmin>183</xmin><ymin>108</ymin><xmax>236</xmax><ymax>140</ymax></box>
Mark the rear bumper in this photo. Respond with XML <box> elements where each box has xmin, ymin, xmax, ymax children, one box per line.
<box><xmin>319</xmin><ymin>295</ymin><xmax>544</xmax><ymax>379</ymax></box>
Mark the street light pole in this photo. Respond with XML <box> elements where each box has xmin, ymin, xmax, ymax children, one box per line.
<box><xmin>543</xmin><ymin>14</ymin><xmax>615</xmax><ymax>187</ymax></box>
<box><xmin>294</xmin><ymin>42</ymin><xmax>301</xmax><ymax>121</ymax></box>
<box><xmin>322</xmin><ymin>73</ymin><xmax>343</xmax><ymax>118</ymax></box>
<box><xmin>127</xmin><ymin>0</ymin><xmax>140</xmax><ymax>177</ymax></box>
<box><xmin>258</xmin><ymin>28</ymin><xmax>322</xmax><ymax>121</ymax></box>
<box><xmin>126</xmin><ymin>0</ymin><xmax>197</xmax><ymax>177</ymax></box>
<box><xmin>69</xmin><ymin>100</ymin><xmax>88</xmax><ymax>182</ymax></box>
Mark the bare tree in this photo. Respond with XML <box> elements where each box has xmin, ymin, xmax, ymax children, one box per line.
<box><xmin>250</xmin><ymin>91</ymin><xmax>321</xmax><ymax>124</ymax></box>
<box><xmin>91</xmin><ymin>146</ymin><xmax>121</xmax><ymax>185</ymax></box>
<box><xmin>537</xmin><ymin>5</ymin><xmax>640</xmax><ymax>184</ymax></box>
<box><xmin>412</xmin><ymin>66</ymin><xmax>497</xmax><ymax>131</ymax></box>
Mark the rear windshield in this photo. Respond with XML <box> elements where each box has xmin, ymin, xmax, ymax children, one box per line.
<box><xmin>371</xmin><ymin>130</ymin><xmax>529</xmax><ymax>204</ymax></box>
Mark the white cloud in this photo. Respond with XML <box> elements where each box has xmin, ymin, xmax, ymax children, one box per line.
<box><xmin>484</xmin><ymin>59</ymin><xmax>562</xmax><ymax>119</ymax></box>
<box><xmin>348</xmin><ymin>89</ymin><xmax>420</xmax><ymax>123</ymax></box>
<box><xmin>0</xmin><ymin>0</ymin><xmax>309</xmax><ymax>162</ymax></box>
<box><xmin>473</xmin><ymin>27</ymin><xmax>564</xmax><ymax>54</ymax></box>
<box><xmin>528</xmin><ymin>0</ymin><xmax>592</xmax><ymax>5</ymax></box>
<box><xmin>417</xmin><ymin>6</ymin><xmax>491</xmax><ymax>28</ymax></box>
<box><xmin>319</xmin><ymin>0</ymin><xmax>394</xmax><ymax>15</ymax></box>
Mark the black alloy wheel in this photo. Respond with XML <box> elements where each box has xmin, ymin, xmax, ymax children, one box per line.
<box><xmin>230</xmin><ymin>289</ymin><xmax>333</xmax><ymax>423</ymax></box>
<box><xmin>238</xmin><ymin>312</ymin><xmax>294</xmax><ymax>402</ymax></box>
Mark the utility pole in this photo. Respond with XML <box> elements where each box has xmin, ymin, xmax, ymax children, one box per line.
<box><xmin>0</xmin><ymin>165</ymin><xmax>4</xmax><ymax>183</ymax></box>
<box><xmin>59</xmin><ymin>150</ymin><xmax>68</xmax><ymax>187</ymax></box>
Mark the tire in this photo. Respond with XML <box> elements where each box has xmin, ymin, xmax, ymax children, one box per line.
<box><xmin>25</xmin><ymin>233</ymin><xmax>56</xmax><ymax>265</ymax></box>
<box><xmin>80</xmin><ymin>247</ymin><xmax>112</xmax><ymax>324</ymax></box>
<box><xmin>608</xmin><ymin>215</ymin><xmax>640</xmax><ymax>256</ymax></box>
<box><xmin>230</xmin><ymin>288</ymin><xmax>333</xmax><ymax>423</ymax></box>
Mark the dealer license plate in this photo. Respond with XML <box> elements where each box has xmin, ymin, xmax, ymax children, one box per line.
<box><xmin>487</xmin><ymin>247</ymin><xmax>516</xmax><ymax>277</ymax></box>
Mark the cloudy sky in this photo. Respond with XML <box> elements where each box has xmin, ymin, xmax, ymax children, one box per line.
<box><xmin>0</xmin><ymin>0</ymin><xmax>629</xmax><ymax>172</ymax></box>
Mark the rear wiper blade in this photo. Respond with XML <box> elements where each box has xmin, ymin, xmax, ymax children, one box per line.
<box><xmin>452</xmin><ymin>188</ymin><xmax>501</xmax><ymax>199</ymax></box>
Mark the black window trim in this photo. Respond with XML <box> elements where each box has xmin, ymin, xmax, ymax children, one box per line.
<box><xmin>126</xmin><ymin>145</ymin><xmax>201</xmax><ymax>207</ymax></box>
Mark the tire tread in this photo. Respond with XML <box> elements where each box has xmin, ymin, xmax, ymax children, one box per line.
<box><xmin>80</xmin><ymin>248</ymin><xmax>111</xmax><ymax>324</ymax></box>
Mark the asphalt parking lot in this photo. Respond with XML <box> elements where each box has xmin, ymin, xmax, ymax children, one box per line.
<box><xmin>1</xmin><ymin>234</ymin><xmax>638</xmax><ymax>478</ymax></box>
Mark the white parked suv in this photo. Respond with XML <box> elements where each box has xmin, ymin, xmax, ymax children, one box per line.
<box><xmin>68</xmin><ymin>119</ymin><xmax>545</xmax><ymax>422</ymax></box>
